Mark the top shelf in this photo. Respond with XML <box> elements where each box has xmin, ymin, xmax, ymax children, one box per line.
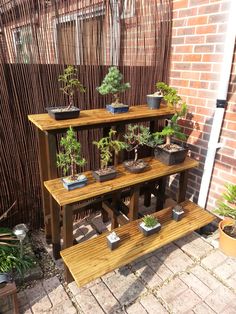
<box><xmin>28</xmin><ymin>105</ymin><xmax>175</xmax><ymax>132</ymax></box>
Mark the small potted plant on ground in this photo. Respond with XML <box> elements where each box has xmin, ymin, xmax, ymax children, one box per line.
<box><xmin>93</xmin><ymin>129</ymin><xmax>127</xmax><ymax>182</ymax></box>
<box><xmin>97</xmin><ymin>66</ymin><xmax>130</xmax><ymax>114</ymax></box>
<box><xmin>46</xmin><ymin>65</ymin><xmax>85</xmax><ymax>120</ymax></box>
<box><xmin>57</xmin><ymin>127</ymin><xmax>87</xmax><ymax>190</ymax></box>
<box><xmin>214</xmin><ymin>184</ymin><xmax>236</xmax><ymax>257</ymax></box>
<box><xmin>172</xmin><ymin>204</ymin><xmax>185</xmax><ymax>221</ymax></box>
<box><xmin>107</xmin><ymin>231</ymin><xmax>120</xmax><ymax>250</ymax></box>
<box><xmin>146</xmin><ymin>82</ymin><xmax>170</xmax><ymax>109</ymax></box>
<box><xmin>139</xmin><ymin>215</ymin><xmax>161</xmax><ymax>236</ymax></box>
<box><xmin>123</xmin><ymin>124</ymin><xmax>151</xmax><ymax>173</ymax></box>
<box><xmin>151</xmin><ymin>100</ymin><xmax>188</xmax><ymax>165</ymax></box>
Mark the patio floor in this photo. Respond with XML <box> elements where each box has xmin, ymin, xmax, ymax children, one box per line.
<box><xmin>2</xmin><ymin>208</ymin><xmax>236</xmax><ymax>314</ymax></box>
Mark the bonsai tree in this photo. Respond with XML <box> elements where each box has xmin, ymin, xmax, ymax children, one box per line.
<box><xmin>214</xmin><ymin>184</ymin><xmax>236</xmax><ymax>237</ymax></box>
<box><xmin>152</xmin><ymin>102</ymin><xmax>187</xmax><ymax>148</ymax></box>
<box><xmin>58</xmin><ymin>65</ymin><xmax>85</xmax><ymax>110</ymax></box>
<box><xmin>93</xmin><ymin>129</ymin><xmax>127</xmax><ymax>171</ymax></box>
<box><xmin>124</xmin><ymin>124</ymin><xmax>151</xmax><ymax>164</ymax></box>
<box><xmin>57</xmin><ymin>127</ymin><xmax>86</xmax><ymax>180</ymax></box>
<box><xmin>97</xmin><ymin>66</ymin><xmax>130</xmax><ymax>106</ymax></box>
<box><xmin>155</xmin><ymin>82</ymin><xmax>181</xmax><ymax>106</ymax></box>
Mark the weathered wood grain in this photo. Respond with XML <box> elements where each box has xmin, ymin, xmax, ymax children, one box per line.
<box><xmin>60</xmin><ymin>200</ymin><xmax>215</xmax><ymax>287</ymax></box>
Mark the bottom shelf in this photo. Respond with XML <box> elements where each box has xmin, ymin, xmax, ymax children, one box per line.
<box><xmin>61</xmin><ymin>200</ymin><xmax>215</xmax><ymax>287</ymax></box>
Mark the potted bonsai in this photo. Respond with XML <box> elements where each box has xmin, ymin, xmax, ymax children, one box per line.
<box><xmin>139</xmin><ymin>215</ymin><xmax>161</xmax><ymax>236</ymax></box>
<box><xmin>123</xmin><ymin>124</ymin><xmax>151</xmax><ymax>173</ymax></box>
<box><xmin>146</xmin><ymin>82</ymin><xmax>169</xmax><ymax>109</ymax></box>
<box><xmin>97</xmin><ymin>66</ymin><xmax>131</xmax><ymax>114</ymax></box>
<box><xmin>106</xmin><ymin>231</ymin><xmax>120</xmax><ymax>250</ymax></box>
<box><xmin>93</xmin><ymin>129</ymin><xmax>127</xmax><ymax>182</ymax></box>
<box><xmin>46</xmin><ymin>65</ymin><xmax>85</xmax><ymax>120</ymax></box>
<box><xmin>57</xmin><ymin>127</ymin><xmax>87</xmax><ymax>190</ymax></box>
<box><xmin>151</xmin><ymin>101</ymin><xmax>188</xmax><ymax>165</ymax></box>
<box><xmin>214</xmin><ymin>184</ymin><xmax>236</xmax><ymax>257</ymax></box>
<box><xmin>172</xmin><ymin>204</ymin><xmax>185</xmax><ymax>221</ymax></box>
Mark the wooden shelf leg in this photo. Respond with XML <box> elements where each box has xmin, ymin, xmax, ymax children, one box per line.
<box><xmin>156</xmin><ymin>178</ymin><xmax>166</xmax><ymax>211</ymax></box>
<box><xmin>51</xmin><ymin>198</ymin><xmax>61</xmax><ymax>260</ymax></box>
<box><xmin>129</xmin><ymin>186</ymin><xmax>140</xmax><ymax>221</ymax></box>
<box><xmin>177</xmin><ymin>170</ymin><xmax>189</xmax><ymax>203</ymax></box>
<box><xmin>63</xmin><ymin>205</ymin><xmax>74</xmax><ymax>250</ymax></box>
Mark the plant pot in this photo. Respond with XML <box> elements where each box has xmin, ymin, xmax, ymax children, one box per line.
<box><xmin>172</xmin><ymin>205</ymin><xmax>184</xmax><ymax>221</ymax></box>
<box><xmin>46</xmin><ymin>106</ymin><xmax>80</xmax><ymax>120</ymax></box>
<box><xmin>139</xmin><ymin>222</ymin><xmax>161</xmax><ymax>237</ymax></box>
<box><xmin>106</xmin><ymin>233</ymin><xmax>120</xmax><ymax>250</ymax></box>
<box><xmin>93</xmin><ymin>167</ymin><xmax>117</xmax><ymax>182</ymax></box>
<box><xmin>146</xmin><ymin>95</ymin><xmax>163</xmax><ymax>109</ymax></box>
<box><xmin>106</xmin><ymin>104</ymin><xmax>129</xmax><ymax>114</ymax></box>
<box><xmin>123</xmin><ymin>160</ymin><xmax>148</xmax><ymax>173</ymax></box>
<box><xmin>219</xmin><ymin>218</ymin><xmax>236</xmax><ymax>257</ymax></box>
<box><xmin>154</xmin><ymin>143</ymin><xmax>188</xmax><ymax>166</ymax></box>
<box><xmin>62</xmin><ymin>174</ymin><xmax>87</xmax><ymax>190</ymax></box>
<box><xmin>0</xmin><ymin>273</ymin><xmax>12</xmax><ymax>288</ymax></box>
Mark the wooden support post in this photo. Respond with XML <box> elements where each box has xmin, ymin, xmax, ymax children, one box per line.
<box><xmin>63</xmin><ymin>205</ymin><xmax>74</xmax><ymax>249</ymax></box>
<box><xmin>51</xmin><ymin>198</ymin><xmax>61</xmax><ymax>260</ymax></box>
<box><xmin>37</xmin><ymin>129</ymin><xmax>52</xmax><ymax>244</ymax></box>
<box><xmin>156</xmin><ymin>178</ymin><xmax>166</xmax><ymax>211</ymax></box>
<box><xmin>129</xmin><ymin>185</ymin><xmax>140</xmax><ymax>220</ymax></box>
<box><xmin>177</xmin><ymin>170</ymin><xmax>189</xmax><ymax>203</ymax></box>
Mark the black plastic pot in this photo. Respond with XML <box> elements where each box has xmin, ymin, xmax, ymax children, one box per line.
<box><xmin>146</xmin><ymin>95</ymin><xmax>163</xmax><ymax>109</ymax></box>
<box><xmin>139</xmin><ymin>222</ymin><xmax>161</xmax><ymax>237</ymax></box>
<box><xmin>0</xmin><ymin>273</ymin><xmax>12</xmax><ymax>288</ymax></box>
<box><xmin>46</xmin><ymin>106</ymin><xmax>80</xmax><ymax>120</ymax></box>
<box><xmin>93</xmin><ymin>168</ymin><xmax>117</xmax><ymax>182</ymax></box>
<box><xmin>106</xmin><ymin>104</ymin><xmax>129</xmax><ymax>114</ymax></box>
<box><xmin>154</xmin><ymin>144</ymin><xmax>188</xmax><ymax>166</ymax></box>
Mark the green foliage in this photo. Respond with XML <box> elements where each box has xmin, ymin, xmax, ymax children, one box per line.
<box><xmin>0</xmin><ymin>245</ymin><xmax>34</xmax><ymax>275</ymax></box>
<box><xmin>93</xmin><ymin>129</ymin><xmax>127</xmax><ymax>170</ymax></box>
<box><xmin>57</xmin><ymin>127</ymin><xmax>86</xmax><ymax>178</ymax></box>
<box><xmin>156</xmin><ymin>82</ymin><xmax>181</xmax><ymax>107</ymax></box>
<box><xmin>124</xmin><ymin>124</ymin><xmax>151</xmax><ymax>162</ymax></box>
<box><xmin>214</xmin><ymin>184</ymin><xmax>236</xmax><ymax>221</ymax></box>
<box><xmin>97</xmin><ymin>66</ymin><xmax>130</xmax><ymax>104</ymax></box>
<box><xmin>58</xmin><ymin>65</ymin><xmax>85</xmax><ymax>108</ymax></box>
<box><xmin>142</xmin><ymin>215</ymin><xmax>159</xmax><ymax>228</ymax></box>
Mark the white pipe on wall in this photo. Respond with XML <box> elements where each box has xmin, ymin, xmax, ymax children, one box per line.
<box><xmin>198</xmin><ymin>0</ymin><xmax>236</xmax><ymax>209</ymax></box>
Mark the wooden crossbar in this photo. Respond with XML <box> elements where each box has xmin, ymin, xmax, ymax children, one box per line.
<box><xmin>61</xmin><ymin>200</ymin><xmax>215</xmax><ymax>287</ymax></box>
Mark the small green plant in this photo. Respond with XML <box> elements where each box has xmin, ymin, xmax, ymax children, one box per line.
<box><xmin>59</xmin><ymin>65</ymin><xmax>85</xmax><ymax>109</ymax></box>
<box><xmin>156</xmin><ymin>82</ymin><xmax>181</xmax><ymax>107</ymax></box>
<box><xmin>57</xmin><ymin>127</ymin><xmax>86</xmax><ymax>179</ymax></box>
<box><xmin>142</xmin><ymin>215</ymin><xmax>159</xmax><ymax>228</ymax></box>
<box><xmin>214</xmin><ymin>184</ymin><xmax>236</xmax><ymax>236</ymax></box>
<box><xmin>124</xmin><ymin>124</ymin><xmax>151</xmax><ymax>163</ymax></box>
<box><xmin>97</xmin><ymin>66</ymin><xmax>130</xmax><ymax>106</ymax></box>
<box><xmin>93</xmin><ymin>129</ymin><xmax>127</xmax><ymax>170</ymax></box>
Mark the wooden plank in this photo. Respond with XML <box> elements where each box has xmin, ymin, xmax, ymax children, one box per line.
<box><xmin>44</xmin><ymin>157</ymin><xmax>198</xmax><ymax>207</ymax></box>
<box><xmin>60</xmin><ymin>200</ymin><xmax>215</xmax><ymax>287</ymax></box>
<box><xmin>28</xmin><ymin>105</ymin><xmax>175</xmax><ymax>132</ymax></box>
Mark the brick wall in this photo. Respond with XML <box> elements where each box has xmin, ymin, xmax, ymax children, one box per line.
<box><xmin>170</xmin><ymin>0</ymin><xmax>236</xmax><ymax>210</ymax></box>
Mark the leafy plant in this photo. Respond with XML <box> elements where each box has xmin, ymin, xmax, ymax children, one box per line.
<box><xmin>93</xmin><ymin>129</ymin><xmax>127</xmax><ymax>170</ymax></box>
<box><xmin>57</xmin><ymin>127</ymin><xmax>86</xmax><ymax>179</ymax></box>
<box><xmin>124</xmin><ymin>124</ymin><xmax>151</xmax><ymax>163</ymax></box>
<box><xmin>156</xmin><ymin>82</ymin><xmax>181</xmax><ymax>106</ymax></box>
<box><xmin>142</xmin><ymin>215</ymin><xmax>159</xmax><ymax>228</ymax></box>
<box><xmin>97</xmin><ymin>66</ymin><xmax>130</xmax><ymax>105</ymax></box>
<box><xmin>58</xmin><ymin>65</ymin><xmax>85</xmax><ymax>109</ymax></box>
<box><xmin>0</xmin><ymin>201</ymin><xmax>18</xmax><ymax>248</ymax></box>
<box><xmin>214</xmin><ymin>184</ymin><xmax>236</xmax><ymax>236</ymax></box>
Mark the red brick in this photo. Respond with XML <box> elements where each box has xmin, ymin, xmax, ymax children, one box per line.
<box><xmin>200</xmin><ymin>72</ymin><xmax>219</xmax><ymax>81</ymax></box>
<box><xmin>188</xmin><ymin>16</ymin><xmax>208</xmax><ymax>26</ymax></box>
<box><xmin>189</xmin><ymin>0</ymin><xmax>210</xmax><ymax>6</ymax></box>
<box><xmin>190</xmin><ymin>81</ymin><xmax>209</xmax><ymax>89</ymax></box>
<box><xmin>206</xmin><ymin>34</ymin><xmax>225</xmax><ymax>43</ymax></box>
<box><xmin>177</xmin><ymin>27</ymin><xmax>196</xmax><ymax>36</ymax></box>
<box><xmin>198</xmin><ymin>4</ymin><xmax>220</xmax><ymax>14</ymax></box>
<box><xmin>192</xmin><ymin>63</ymin><xmax>212</xmax><ymax>71</ymax></box>
<box><xmin>174</xmin><ymin>63</ymin><xmax>191</xmax><ymax>70</ymax></box>
<box><xmin>183</xmin><ymin>54</ymin><xmax>202</xmax><ymax>62</ymax></box>
<box><xmin>173</xmin><ymin>0</ymin><xmax>189</xmax><ymax>10</ymax></box>
<box><xmin>194</xmin><ymin>45</ymin><xmax>214</xmax><ymax>53</ymax></box>
<box><xmin>202</xmin><ymin>54</ymin><xmax>223</xmax><ymax>62</ymax></box>
<box><xmin>209</xmin><ymin>13</ymin><xmax>228</xmax><ymax>24</ymax></box>
<box><xmin>196</xmin><ymin>25</ymin><xmax>217</xmax><ymax>34</ymax></box>
<box><xmin>170</xmin><ymin>78</ymin><xmax>189</xmax><ymax>87</ymax></box>
<box><xmin>175</xmin><ymin>45</ymin><xmax>193</xmax><ymax>53</ymax></box>
<box><xmin>185</xmin><ymin>35</ymin><xmax>205</xmax><ymax>44</ymax></box>
<box><xmin>178</xmin><ymin>8</ymin><xmax>198</xmax><ymax>18</ymax></box>
<box><xmin>181</xmin><ymin>71</ymin><xmax>200</xmax><ymax>80</ymax></box>
<box><xmin>172</xmin><ymin>37</ymin><xmax>185</xmax><ymax>45</ymax></box>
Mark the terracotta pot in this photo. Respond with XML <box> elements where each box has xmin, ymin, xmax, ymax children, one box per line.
<box><xmin>219</xmin><ymin>218</ymin><xmax>236</xmax><ymax>257</ymax></box>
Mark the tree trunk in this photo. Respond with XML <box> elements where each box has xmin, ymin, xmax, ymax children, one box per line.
<box><xmin>113</xmin><ymin>93</ymin><xmax>120</xmax><ymax>105</ymax></box>
<box><xmin>68</xmin><ymin>94</ymin><xmax>73</xmax><ymax>110</ymax></box>
<box><xmin>166</xmin><ymin>135</ymin><xmax>171</xmax><ymax>146</ymax></box>
<box><xmin>134</xmin><ymin>148</ymin><xmax>138</xmax><ymax>163</ymax></box>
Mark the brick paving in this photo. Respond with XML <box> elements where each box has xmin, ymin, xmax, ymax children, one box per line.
<box><xmin>1</xmin><ymin>211</ymin><xmax>236</xmax><ymax>314</ymax></box>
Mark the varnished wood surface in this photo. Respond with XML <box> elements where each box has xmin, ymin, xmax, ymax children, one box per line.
<box><xmin>60</xmin><ymin>200</ymin><xmax>215</xmax><ymax>287</ymax></box>
<box><xmin>28</xmin><ymin>105</ymin><xmax>175</xmax><ymax>131</ymax></box>
<box><xmin>44</xmin><ymin>157</ymin><xmax>199</xmax><ymax>206</ymax></box>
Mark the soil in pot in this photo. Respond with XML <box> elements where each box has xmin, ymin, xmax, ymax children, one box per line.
<box><xmin>93</xmin><ymin>167</ymin><xmax>117</xmax><ymax>182</ymax></box>
<box><xmin>46</xmin><ymin>106</ymin><xmax>80</xmax><ymax>120</ymax></box>
<box><xmin>123</xmin><ymin>159</ymin><xmax>148</xmax><ymax>173</ymax></box>
<box><xmin>154</xmin><ymin>143</ymin><xmax>188</xmax><ymax>165</ymax></box>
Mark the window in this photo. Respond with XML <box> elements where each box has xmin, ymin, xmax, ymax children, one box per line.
<box><xmin>13</xmin><ymin>26</ymin><xmax>35</xmax><ymax>63</ymax></box>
